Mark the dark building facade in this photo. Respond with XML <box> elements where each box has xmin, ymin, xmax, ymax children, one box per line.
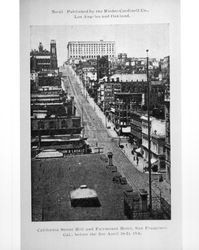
<box><xmin>103</xmin><ymin>79</ymin><xmax>121</xmax><ymax>111</ymax></box>
<box><xmin>129</xmin><ymin>111</ymin><xmax>143</xmax><ymax>147</ymax></box>
<box><xmin>30</xmin><ymin>40</ymin><xmax>58</xmax><ymax>72</ymax></box>
<box><xmin>162</xmin><ymin>56</ymin><xmax>171</xmax><ymax>183</ymax></box>
<box><xmin>37</xmin><ymin>74</ymin><xmax>61</xmax><ymax>87</ymax></box>
<box><xmin>114</xmin><ymin>92</ymin><xmax>144</xmax><ymax>134</ymax></box>
<box><xmin>31</xmin><ymin>116</ymin><xmax>82</xmax><ymax>137</ymax></box>
<box><xmin>97</xmin><ymin>55</ymin><xmax>109</xmax><ymax>80</ymax></box>
<box><xmin>50</xmin><ymin>40</ymin><xmax>58</xmax><ymax>69</ymax></box>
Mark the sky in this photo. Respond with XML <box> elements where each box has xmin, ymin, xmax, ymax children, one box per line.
<box><xmin>30</xmin><ymin>24</ymin><xmax>169</xmax><ymax>66</ymax></box>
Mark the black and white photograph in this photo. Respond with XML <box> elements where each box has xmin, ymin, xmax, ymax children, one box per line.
<box><xmin>30</xmin><ymin>24</ymin><xmax>171</xmax><ymax>221</ymax></box>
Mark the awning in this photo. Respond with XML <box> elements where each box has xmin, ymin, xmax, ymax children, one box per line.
<box><xmin>110</xmin><ymin>107</ymin><xmax>115</xmax><ymax>113</ymax></box>
<box><xmin>147</xmin><ymin>158</ymin><xmax>158</xmax><ymax>165</ymax></box>
<box><xmin>135</xmin><ymin>148</ymin><xmax>142</xmax><ymax>154</ymax></box>
<box><xmin>121</xmin><ymin>127</ymin><xmax>131</xmax><ymax>133</ymax></box>
<box><xmin>35</xmin><ymin>149</ymin><xmax>63</xmax><ymax>159</ymax></box>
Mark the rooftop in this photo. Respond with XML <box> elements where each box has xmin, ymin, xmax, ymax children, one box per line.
<box><xmin>110</xmin><ymin>74</ymin><xmax>147</xmax><ymax>82</ymax></box>
<box><xmin>32</xmin><ymin>154</ymin><xmax>127</xmax><ymax>221</ymax></box>
<box><xmin>35</xmin><ymin>149</ymin><xmax>63</xmax><ymax>159</ymax></box>
<box><xmin>70</xmin><ymin>185</ymin><xmax>98</xmax><ymax>200</ymax></box>
<box><xmin>68</xmin><ymin>40</ymin><xmax>115</xmax><ymax>44</ymax></box>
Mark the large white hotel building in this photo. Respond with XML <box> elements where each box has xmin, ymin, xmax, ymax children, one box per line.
<box><xmin>67</xmin><ymin>40</ymin><xmax>116</xmax><ymax>60</ymax></box>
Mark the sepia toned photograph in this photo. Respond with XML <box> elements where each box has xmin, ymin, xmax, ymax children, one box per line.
<box><xmin>30</xmin><ymin>24</ymin><xmax>171</xmax><ymax>221</ymax></box>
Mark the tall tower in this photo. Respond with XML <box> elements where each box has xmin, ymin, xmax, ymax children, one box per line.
<box><xmin>50</xmin><ymin>40</ymin><xmax>58</xmax><ymax>69</ymax></box>
<box><xmin>38</xmin><ymin>42</ymin><xmax>43</xmax><ymax>52</ymax></box>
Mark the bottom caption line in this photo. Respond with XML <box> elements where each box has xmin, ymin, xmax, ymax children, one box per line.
<box><xmin>36</xmin><ymin>226</ymin><xmax>167</xmax><ymax>238</ymax></box>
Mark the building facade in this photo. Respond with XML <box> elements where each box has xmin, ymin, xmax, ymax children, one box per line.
<box><xmin>97</xmin><ymin>78</ymin><xmax>121</xmax><ymax>111</ymax></box>
<box><xmin>30</xmin><ymin>40</ymin><xmax>58</xmax><ymax>72</ymax></box>
<box><xmin>114</xmin><ymin>92</ymin><xmax>144</xmax><ymax>134</ymax></box>
<box><xmin>67</xmin><ymin>40</ymin><xmax>116</xmax><ymax>60</ymax></box>
<box><xmin>129</xmin><ymin>111</ymin><xmax>143</xmax><ymax>147</ymax></box>
<box><xmin>141</xmin><ymin>116</ymin><xmax>166</xmax><ymax>174</ymax></box>
<box><xmin>97</xmin><ymin>55</ymin><xmax>109</xmax><ymax>80</ymax></box>
<box><xmin>31</xmin><ymin>116</ymin><xmax>82</xmax><ymax>137</ymax></box>
<box><xmin>162</xmin><ymin>56</ymin><xmax>170</xmax><ymax>183</ymax></box>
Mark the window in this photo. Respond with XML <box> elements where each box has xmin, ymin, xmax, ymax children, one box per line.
<box><xmin>72</xmin><ymin>119</ymin><xmax>80</xmax><ymax>128</ymax></box>
<box><xmin>49</xmin><ymin>121</ymin><xmax>56</xmax><ymax>129</ymax></box>
<box><xmin>61</xmin><ymin>119</ymin><xmax>67</xmax><ymax>128</ymax></box>
<box><xmin>38</xmin><ymin>121</ymin><xmax>44</xmax><ymax>130</ymax></box>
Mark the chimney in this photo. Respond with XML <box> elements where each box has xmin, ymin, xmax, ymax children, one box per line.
<box><xmin>139</xmin><ymin>189</ymin><xmax>148</xmax><ymax>212</ymax></box>
<box><xmin>107</xmin><ymin>152</ymin><xmax>113</xmax><ymax>166</ymax></box>
<box><xmin>38</xmin><ymin>42</ymin><xmax>43</xmax><ymax>52</ymax></box>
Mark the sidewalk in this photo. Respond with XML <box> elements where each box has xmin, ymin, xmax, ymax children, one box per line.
<box><xmin>120</xmin><ymin>142</ymin><xmax>171</xmax><ymax>204</ymax></box>
<box><xmin>119</xmin><ymin>142</ymin><xmax>146</xmax><ymax>173</ymax></box>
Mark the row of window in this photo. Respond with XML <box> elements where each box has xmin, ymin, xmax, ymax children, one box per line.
<box><xmin>70</xmin><ymin>50</ymin><xmax>114</xmax><ymax>54</ymax></box>
<box><xmin>36</xmin><ymin>119</ymin><xmax>80</xmax><ymax>130</ymax></box>
<box><xmin>69</xmin><ymin>44</ymin><xmax>114</xmax><ymax>48</ymax></box>
<box><xmin>69</xmin><ymin>50</ymin><xmax>114</xmax><ymax>54</ymax></box>
<box><xmin>70</xmin><ymin>55</ymin><xmax>114</xmax><ymax>59</ymax></box>
<box><xmin>36</xmin><ymin>59</ymin><xmax>51</xmax><ymax>63</ymax></box>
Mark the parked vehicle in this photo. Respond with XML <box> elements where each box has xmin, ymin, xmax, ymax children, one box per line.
<box><xmin>120</xmin><ymin>177</ymin><xmax>127</xmax><ymax>185</ymax></box>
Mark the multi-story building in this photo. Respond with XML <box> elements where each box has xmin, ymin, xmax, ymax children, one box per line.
<box><xmin>129</xmin><ymin>110</ymin><xmax>143</xmax><ymax>147</ymax></box>
<box><xmin>67</xmin><ymin>40</ymin><xmax>116</xmax><ymax>60</ymax></box>
<box><xmin>97</xmin><ymin>55</ymin><xmax>109</xmax><ymax>80</ymax></box>
<box><xmin>31</xmin><ymin>83</ymin><xmax>84</xmax><ymax>149</ymax></box>
<box><xmin>162</xmin><ymin>56</ymin><xmax>170</xmax><ymax>182</ymax></box>
<box><xmin>30</xmin><ymin>40</ymin><xmax>58</xmax><ymax>72</ymax></box>
<box><xmin>117</xmin><ymin>53</ymin><xmax>128</xmax><ymax>64</ymax></box>
<box><xmin>31</xmin><ymin>116</ymin><xmax>82</xmax><ymax>137</ymax></box>
<box><xmin>141</xmin><ymin>115</ymin><xmax>166</xmax><ymax>174</ymax></box>
<box><xmin>37</xmin><ymin>72</ymin><xmax>61</xmax><ymax>87</ymax></box>
<box><xmin>82</xmin><ymin>66</ymin><xmax>97</xmax><ymax>85</ymax></box>
<box><xmin>97</xmin><ymin>77</ymin><xmax>121</xmax><ymax>111</ymax></box>
<box><xmin>164</xmin><ymin>101</ymin><xmax>170</xmax><ymax>182</ymax></box>
<box><xmin>114</xmin><ymin>92</ymin><xmax>144</xmax><ymax>135</ymax></box>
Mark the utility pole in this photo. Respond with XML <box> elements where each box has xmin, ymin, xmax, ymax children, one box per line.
<box><xmin>146</xmin><ymin>49</ymin><xmax>152</xmax><ymax>215</ymax></box>
<box><xmin>82</xmin><ymin>106</ymin><xmax>84</xmax><ymax>138</ymax></box>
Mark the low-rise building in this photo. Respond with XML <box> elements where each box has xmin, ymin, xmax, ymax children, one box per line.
<box><xmin>32</xmin><ymin>153</ymin><xmax>127</xmax><ymax>221</ymax></box>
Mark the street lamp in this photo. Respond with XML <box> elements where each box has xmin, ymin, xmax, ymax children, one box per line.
<box><xmin>146</xmin><ymin>49</ymin><xmax>152</xmax><ymax>214</ymax></box>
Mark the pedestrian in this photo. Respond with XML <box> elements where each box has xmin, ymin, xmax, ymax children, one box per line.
<box><xmin>137</xmin><ymin>157</ymin><xmax>139</xmax><ymax>165</ymax></box>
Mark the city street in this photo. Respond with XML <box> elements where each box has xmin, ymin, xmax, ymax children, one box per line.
<box><xmin>60</xmin><ymin>66</ymin><xmax>171</xmax><ymax>209</ymax></box>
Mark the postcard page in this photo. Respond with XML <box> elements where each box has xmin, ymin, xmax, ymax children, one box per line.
<box><xmin>20</xmin><ymin>0</ymin><xmax>181</xmax><ymax>249</ymax></box>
